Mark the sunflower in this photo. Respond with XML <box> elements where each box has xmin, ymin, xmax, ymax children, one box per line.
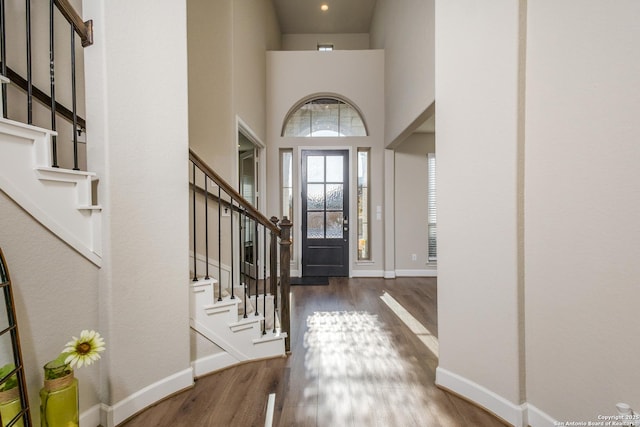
<box><xmin>62</xmin><ymin>330</ymin><xmax>106</xmax><ymax>368</ymax></box>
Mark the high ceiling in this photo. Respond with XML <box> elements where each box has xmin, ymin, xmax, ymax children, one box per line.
<box><xmin>272</xmin><ymin>0</ymin><xmax>378</xmax><ymax>34</ymax></box>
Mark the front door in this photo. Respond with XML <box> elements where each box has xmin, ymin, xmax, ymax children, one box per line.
<box><xmin>301</xmin><ymin>150</ymin><xmax>349</xmax><ymax>277</ymax></box>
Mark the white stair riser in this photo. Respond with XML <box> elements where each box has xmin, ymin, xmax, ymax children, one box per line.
<box><xmin>189</xmin><ymin>279</ymin><xmax>285</xmax><ymax>362</ymax></box>
<box><xmin>0</xmin><ymin>118</ymin><xmax>101</xmax><ymax>265</ymax></box>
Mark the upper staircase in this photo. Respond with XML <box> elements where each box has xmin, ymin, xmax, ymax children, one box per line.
<box><xmin>0</xmin><ymin>118</ymin><xmax>101</xmax><ymax>265</ymax></box>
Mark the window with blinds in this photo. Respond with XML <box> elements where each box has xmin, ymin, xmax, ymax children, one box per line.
<box><xmin>427</xmin><ymin>153</ymin><xmax>437</xmax><ymax>262</ymax></box>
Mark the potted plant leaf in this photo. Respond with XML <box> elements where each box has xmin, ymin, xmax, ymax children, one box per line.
<box><xmin>0</xmin><ymin>363</ymin><xmax>23</xmax><ymax>427</ymax></box>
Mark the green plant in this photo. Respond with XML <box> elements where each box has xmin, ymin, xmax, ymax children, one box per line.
<box><xmin>0</xmin><ymin>364</ymin><xmax>17</xmax><ymax>392</ymax></box>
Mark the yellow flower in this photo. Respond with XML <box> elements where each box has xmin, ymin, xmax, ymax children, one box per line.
<box><xmin>62</xmin><ymin>330</ymin><xmax>106</xmax><ymax>368</ymax></box>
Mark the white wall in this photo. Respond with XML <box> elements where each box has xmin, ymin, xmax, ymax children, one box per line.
<box><xmin>370</xmin><ymin>0</ymin><xmax>435</xmax><ymax>147</ymax></box>
<box><xmin>436</xmin><ymin>1</ymin><xmax>640</xmax><ymax>424</ymax></box>
<box><xmin>0</xmin><ymin>191</ymin><xmax>100</xmax><ymax>425</ymax></box>
<box><xmin>394</xmin><ymin>133</ymin><xmax>435</xmax><ymax>272</ymax></box>
<box><xmin>233</xmin><ymin>0</ymin><xmax>281</xmax><ymax>144</ymax></box>
<box><xmin>83</xmin><ymin>0</ymin><xmax>191</xmax><ymax>416</ymax></box>
<box><xmin>188</xmin><ymin>0</ymin><xmax>280</xmax><ymax>182</ymax></box>
<box><xmin>524</xmin><ymin>0</ymin><xmax>640</xmax><ymax>422</ymax></box>
<box><xmin>266</xmin><ymin>50</ymin><xmax>385</xmax><ymax>276</ymax></box>
<box><xmin>435</xmin><ymin>0</ymin><xmax>523</xmax><ymax>423</ymax></box>
<box><xmin>282</xmin><ymin>33</ymin><xmax>369</xmax><ymax>51</ymax></box>
<box><xmin>187</xmin><ymin>0</ymin><xmax>234</xmax><ymax>178</ymax></box>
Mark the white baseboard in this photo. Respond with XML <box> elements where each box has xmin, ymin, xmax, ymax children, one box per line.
<box><xmin>191</xmin><ymin>351</ymin><xmax>240</xmax><ymax>378</ymax></box>
<box><xmin>527</xmin><ymin>404</ymin><xmax>558</xmax><ymax>427</ymax></box>
<box><xmin>80</xmin><ymin>404</ymin><xmax>102</xmax><ymax>427</ymax></box>
<box><xmin>104</xmin><ymin>368</ymin><xmax>193</xmax><ymax>427</ymax></box>
<box><xmin>395</xmin><ymin>269</ymin><xmax>437</xmax><ymax>277</ymax></box>
<box><xmin>384</xmin><ymin>270</ymin><xmax>396</xmax><ymax>279</ymax></box>
<box><xmin>436</xmin><ymin>367</ymin><xmax>527</xmax><ymax>427</ymax></box>
<box><xmin>352</xmin><ymin>269</ymin><xmax>384</xmax><ymax>277</ymax></box>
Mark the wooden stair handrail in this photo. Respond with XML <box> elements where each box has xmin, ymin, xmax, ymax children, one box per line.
<box><xmin>53</xmin><ymin>0</ymin><xmax>93</xmax><ymax>47</ymax></box>
<box><xmin>189</xmin><ymin>148</ymin><xmax>280</xmax><ymax>236</ymax></box>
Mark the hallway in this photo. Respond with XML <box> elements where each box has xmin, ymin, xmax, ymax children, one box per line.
<box><xmin>121</xmin><ymin>277</ymin><xmax>506</xmax><ymax>426</ymax></box>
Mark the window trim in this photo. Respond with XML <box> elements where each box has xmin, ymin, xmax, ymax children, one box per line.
<box><xmin>357</xmin><ymin>148</ymin><xmax>371</xmax><ymax>261</ymax></box>
<box><xmin>280</xmin><ymin>93</ymin><xmax>369</xmax><ymax>137</ymax></box>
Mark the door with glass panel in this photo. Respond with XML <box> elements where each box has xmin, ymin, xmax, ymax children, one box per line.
<box><xmin>302</xmin><ymin>150</ymin><xmax>349</xmax><ymax>277</ymax></box>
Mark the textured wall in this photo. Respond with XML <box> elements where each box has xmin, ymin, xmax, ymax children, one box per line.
<box><xmin>83</xmin><ymin>0</ymin><xmax>191</xmax><ymax>408</ymax></box>
<box><xmin>524</xmin><ymin>0</ymin><xmax>640</xmax><ymax>421</ymax></box>
<box><xmin>435</xmin><ymin>0</ymin><xmax>522</xmax><ymax>408</ymax></box>
<box><xmin>0</xmin><ymin>191</ymin><xmax>100</xmax><ymax>425</ymax></box>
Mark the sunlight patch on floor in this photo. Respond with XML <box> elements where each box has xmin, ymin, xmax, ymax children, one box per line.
<box><xmin>380</xmin><ymin>291</ymin><xmax>439</xmax><ymax>357</ymax></box>
<box><xmin>302</xmin><ymin>310</ymin><xmax>429</xmax><ymax>426</ymax></box>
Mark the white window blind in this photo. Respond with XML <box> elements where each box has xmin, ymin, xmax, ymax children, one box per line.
<box><xmin>427</xmin><ymin>153</ymin><xmax>437</xmax><ymax>262</ymax></box>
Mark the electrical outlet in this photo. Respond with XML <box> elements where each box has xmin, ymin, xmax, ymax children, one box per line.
<box><xmin>411</xmin><ymin>254</ymin><xmax>417</xmax><ymax>261</ymax></box>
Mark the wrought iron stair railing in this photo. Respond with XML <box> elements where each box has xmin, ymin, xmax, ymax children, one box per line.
<box><xmin>0</xmin><ymin>0</ymin><xmax>92</xmax><ymax>170</ymax></box>
<box><xmin>189</xmin><ymin>149</ymin><xmax>292</xmax><ymax>352</ymax></box>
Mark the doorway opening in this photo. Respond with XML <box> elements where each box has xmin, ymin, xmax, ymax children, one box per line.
<box><xmin>238</xmin><ymin>129</ymin><xmax>260</xmax><ymax>279</ymax></box>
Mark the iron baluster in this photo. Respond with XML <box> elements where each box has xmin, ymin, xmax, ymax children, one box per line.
<box><xmin>263</xmin><ymin>225</ymin><xmax>267</xmax><ymax>335</ymax></box>
<box><xmin>230</xmin><ymin>198</ymin><xmax>235</xmax><ymax>299</ymax></box>
<box><xmin>25</xmin><ymin>0</ymin><xmax>33</xmax><ymax>123</ymax></box>
<box><xmin>217</xmin><ymin>186</ymin><xmax>222</xmax><ymax>300</ymax></box>
<box><xmin>49</xmin><ymin>0</ymin><xmax>58</xmax><ymax>167</ymax></box>
<box><xmin>70</xmin><ymin>24</ymin><xmax>79</xmax><ymax>170</ymax></box>
<box><xmin>204</xmin><ymin>177</ymin><xmax>210</xmax><ymax>280</ymax></box>
<box><xmin>241</xmin><ymin>208</ymin><xmax>247</xmax><ymax>318</ymax></box>
<box><xmin>1</xmin><ymin>0</ymin><xmax>8</xmax><ymax>118</ymax></box>
<box><xmin>192</xmin><ymin>163</ymin><xmax>198</xmax><ymax>281</ymax></box>
<box><xmin>254</xmin><ymin>218</ymin><xmax>259</xmax><ymax>316</ymax></box>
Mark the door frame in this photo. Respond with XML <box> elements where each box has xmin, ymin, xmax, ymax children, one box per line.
<box><xmin>295</xmin><ymin>145</ymin><xmax>354</xmax><ymax>278</ymax></box>
<box><xmin>236</xmin><ymin>116</ymin><xmax>265</xmax><ymax>282</ymax></box>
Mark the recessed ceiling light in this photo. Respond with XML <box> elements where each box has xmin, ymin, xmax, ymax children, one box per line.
<box><xmin>321</xmin><ymin>4</ymin><xmax>329</xmax><ymax>12</ymax></box>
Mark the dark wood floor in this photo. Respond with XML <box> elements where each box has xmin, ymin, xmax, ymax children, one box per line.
<box><xmin>120</xmin><ymin>277</ymin><xmax>506</xmax><ymax>427</ymax></box>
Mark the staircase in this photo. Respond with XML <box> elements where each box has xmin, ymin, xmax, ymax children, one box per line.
<box><xmin>188</xmin><ymin>149</ymin><xmax>293</xmax><ymax>372</ymax></box>
<box><xmin>0</xmin><ymin>117</ymin><xmax>293</xmax><ymax>372</ymax></box>
<box><xmin>190</xmin><ymin>277</ymin><xmax>286</xmax><ymax>362</ymax></box>
<box><xmin>1</xmin><ymin>0</ymin><xmax>292</xmax><ymax>379</ymax></box>
<box><xmin>0</xmin><ymin>118</ymin><xmax>101</xmax><ymax>266</ymax></box>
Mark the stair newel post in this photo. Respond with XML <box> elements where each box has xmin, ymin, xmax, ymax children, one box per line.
<box><xmin>270</xmin><ymin>217</ymin><xmax>279</xmax><ymax>334</ymax></box>
<box><xmin>204</xmin><ymin>177</ymin><xmax>210</xmax><ymax>280</ymax></box>
<box><xmin>191</xmin><ymin>163</ymin><xmax>198</xmax><ymax>282</ymax></box>
<box><xmin>279</xmin><ymin>217</ymin><xmax>292</xmax><ymax>352</ymax></box>
<box><xmin>217</xmin><ymin>185</ymin><xmax>222</xmax><ymax>301</ymax></box>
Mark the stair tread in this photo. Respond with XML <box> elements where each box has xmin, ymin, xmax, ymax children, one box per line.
<box><xmin>253</xmin><ymin>331</ymin><xmax>287</xmax><ymax>343</ymax></box>
<box><xmin>190</xmin><ymin>277</ymin><xmax>219</xmax><ymax>287</ymax></box>
<box><xmin>230</xmin><ymin>313</ymin><xmax>264</xmax><ymax>327</ymax></box>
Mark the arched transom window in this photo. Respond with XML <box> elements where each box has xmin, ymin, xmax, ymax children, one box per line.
<box><xmin>282</xmin><ymin>96</ymin><xmax>368</xmax><ymax>137</ymax></box>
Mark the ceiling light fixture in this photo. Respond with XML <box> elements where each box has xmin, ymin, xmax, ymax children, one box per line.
<box><xmin>321</xmin><ymin>4</ymin><xmax>329</xmax><ymax>12</ymax></box>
